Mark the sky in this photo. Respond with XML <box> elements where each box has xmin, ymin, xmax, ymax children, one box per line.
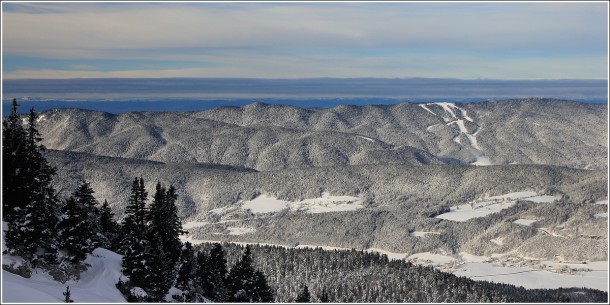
<box><xmin>1</xmin><ymin>1</ymin><xmax>608</xmax><ymax>80</ymax></box>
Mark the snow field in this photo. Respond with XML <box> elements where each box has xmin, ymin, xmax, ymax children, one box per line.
<box><xmin>2</xmin><ymin>248</ymin><xmax>127</xmax><ymax>303</ymax></box>
<box><xmin>513</xmin><ymin>219</ymin><xmax>537</xmax><ymax>226</ymax></box>
<box><xmin>241</xmin><ymin>192</ymin><xmax>363</xmax><ymax>215</ymax></box>
<box><xmin>435</xmin><ymin>191</ymin><xmax>560</xmax><ymax>222</ymax></box>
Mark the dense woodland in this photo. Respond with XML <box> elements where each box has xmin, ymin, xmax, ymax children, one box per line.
<box><xmin>2</xmin><ymin>99</ymin><xmax>608</xmax><ymax>303</ymax></box>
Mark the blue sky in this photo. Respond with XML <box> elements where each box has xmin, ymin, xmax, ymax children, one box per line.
<box><xmin>2</xmin><ymin>1</ymin><xmax>608</xmax><ymax>79</ymax></box>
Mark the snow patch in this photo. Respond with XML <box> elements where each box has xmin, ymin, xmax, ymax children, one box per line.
<box><xmin>182</xmin><ymin>221</ymin><xmax>209</xmax><ymax>229</ymax></box>
<box><xmin>241</xmin><ymin>192</ymin><xmax>363</xmax><ymax>215</ymax></box>
<box><xmin>357</xmin><ymin>135</ymin><xmax>375</xmax><ymax>142</ymax></box>
<box><xmin>226</xmin><ymin>227</ymin><xmax>256</xmax><ymax>235</ymax></box>
<box><xmin>594</xmin><ymin>213</ymin><xmax>607</xmax><ymax>219</ymax></box>
<box><xmin>409</xmin><ymin>231</ymin><xmax>440</xmax><ymax>237</ymax></box>
<box><xmin>435</xmin><ymin>192</ymin><xmax>560</xmax><ymax>222</ymax></box>
<box><xmin>490</xmin><ymin>237</ymin><xmax>505</xmax><ymax>245</ymax></box>
<box><xmin>594</xmin><ymin>199</ymin><xmax>608</xmax><ymax>205</ymax></box>
<box><xmin>513</xmin><ymin>219</ymin><xmax>537</xmax><ymax>226</ymax></box>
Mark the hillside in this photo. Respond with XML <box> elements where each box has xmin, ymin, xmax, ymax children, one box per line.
<box><xmin>37</xmin><ymin>99</ymin><xmax>607</xmax><ymax>170</ymax></box>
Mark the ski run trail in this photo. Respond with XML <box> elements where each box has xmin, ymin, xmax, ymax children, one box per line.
<box><xmin>419</xmin><ymin>102</ymin><xmax>493</xmax><ymax>166</ymax></box>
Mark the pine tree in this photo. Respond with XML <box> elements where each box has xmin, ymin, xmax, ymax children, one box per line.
<box><xmin>197</xmin><ymin>243</ymin><xmax>228</xmax><ymax>302</ymax></box>
<box><xmin>175</xmin><ymin>242</ymin><xmax>196</xmax><ymax>301</ymax></box>
<box><xmin>296</xmin><ymin>285</ymin><xmax>311</xmax><ymax>302</ymax></box>
<box><xmin>145</xmin><ymin>242</ymin><xmax>173</xmax><ymax>302</ymax></box>
<box><xmin>147</xmin><ymin>183</ymin><xmax>185</xmax><ymax>267</ymax></box>
<box><xmin>56</xmin><ymin>197</ymin><xmax>90</xmax><ymax>263</ymax></box>
<box><xmin>120</xmin><ymin>177</ymin><xmax>151</xmax><ymax>289</ymax></box>
<box><xmin>318</xmin><ymin>288</ymin><xmax>330</xmax><ymax>302</ymax></box>
<box><xmin>226</xmin><ymin>245</ymin><xmax>273</xmax><ymax>302</ymax></box>
<box><xmin>99</xmin><ymin>200</ymin><xmax>120</xmax><ymax>251</ymax></box>
<box><xmin>63</xmin><ymin>286</ymin><xmax>74</xmax><ymax>303</ymax></box>
<box><xmin>72</xmin><ymin>181</ymin><xmax>104</xmax><ymax>252</ymax></box>
<box><xmin>252</xmin><ymin>270</ymin><xmax>274</xmax><ymax>302</ymax></box>
<box><xmin>4</xmin><ymin>107</ymin><xmax>59</xmax><ymax>265</ymax></box>
<box><xmin>2</xmin><ymin>98</ymin><xmax>28</xmax><ymax>221</ymax></box>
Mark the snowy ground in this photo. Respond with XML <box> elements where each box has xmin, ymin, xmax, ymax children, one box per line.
<box><xmin>435</xmin><ymin>191</ymin><xmax>560</xmax><ymax>222</ymax></box>
<box><xmin>241</xmin><ymin>192</ymin><xmax>363</xmax><ymax>215</ymax></box>
<box><xmin>513</xmin><ymin>218</ymin><xmax>537</xmax><ymax>226</ymax></box>
<box><xmin>2</xmin><ymin>248</ymin><xmax>127</xmax><ymax>303</ymax></box>
<box><xmin>406</xmin><ymin>252</ymin><xmax>609</xmax><ymax>292</ymax></box>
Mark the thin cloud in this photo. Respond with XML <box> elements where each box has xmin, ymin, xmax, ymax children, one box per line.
<box><xmin>2</xmin><ymin>2</ymin><xmax>608</xmax><ymax>79</ymax></box>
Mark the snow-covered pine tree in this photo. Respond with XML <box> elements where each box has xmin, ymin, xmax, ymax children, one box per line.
<box><xmin>4</xmin><ymin>107</ymin><xmax>60</xmax><ymax>266</ymax></box>
<box><xmin>56</xmin><ymin>197</ymin><xmax>90</xmax><ymax>263</ymax></box>
<box><xmin>295</xmin><ymin>284</ymin><xmax>311</xmax><ymax>302</ymax></box>
<box><xmin>2</xmin><ymin>98</ymin><xmax>28</xmax><ymax>222</ymax></box>
<box><xmin>252</xmin><ymin>270</ymin><xmax>274</xmax><ymax>302</ymax></box>
<box><xmin>226</xmin><ymin>245</ymin><xmax>273</xmax><ymax>302</ymax></box>
<box><xmin>120</xmin><ymin>177</ymin><xmax>152</xmax><ymax>290</ymax></box>
<box><xmin>318</xmin><ymin>287</ymin><xmax>330</xmax><ymax>302</ymax></box>
<box><xmin>196</xmin><ymin>243</ymin><xmax>228</xmax><ymax>302</ymax></box>
<box><xmin>72</xmin><ymin>181</ymin><xmax>105</xmax><ymax>252</ymax></box>
<box><xmin>99</xmin><ymin>200</ymin><xmax>121</xmax><ymax>251</ymax></box>
<box><xmin>147</xmin><ymin>183</ymin><xmax>185</xmax><ymax>267</ymax></box>
<box><xmin>63</xmin><ymin>286</ymin><xmax>74</xmax><ymax>303</ymax></box>
<box><xmin>174</xmin><ymin>242</ymin><xmax>197</xmax><ymax>302</ymax></box>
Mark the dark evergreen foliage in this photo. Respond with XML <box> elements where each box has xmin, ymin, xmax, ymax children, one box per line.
<box><xmin>119</xmin><ymin>177</ymin><xmax>152</xmax><ymax>292</ymax></box>
<box><xmin>56</xmin><ymin>197</ymin><xmax>91</xmax><ymax>263</ymax></box>
<box><xmin>4</xmin><ymin>106</ymin><xmax>60</xmax><ymax>266</ymax></box>
<box><xmin>225</xmin><ymin>245</ymin><xmax>274</xmax><ymax>302</ymax></box>
<box><xmin>2</xmin><ymin>98</ymin><xmax>28</xmax><ymax>221</ymax></box>
<box><xmin>63</xmin><ymin>286</ymin><xmax>74</xmax><ymax>303</ymax></box>
<box><xmin>295</xmin><ymin>285</ymin><xmax>311</xmax><ymax>302</ymax></box>
<box><xmin>99</xmin><ymin>200</ymin><xmax>121</xmax><ymax>251</ymax></box>
<box><xmin>198</xmin><ymin>243</ymin><xmax>608</xmax><ymax>303</ymax></box>
<box><xmin>195</xmin><ymin>243</ymin><xmax>229</xmax><ymax>302</ymax></box>
<box><xmin>318</xmin><ymin>288</ymin><xmax>330</xmax><ymax>302</ymax></box>
<box><xmin>174</xmin><ymin>242</ymin><xmax>197</xmax><ymax>301</ymax></box>
<box><xmin>147</xmin><ymin>182</ymin><xmax>185</xmax><ymax>267</ymax></box>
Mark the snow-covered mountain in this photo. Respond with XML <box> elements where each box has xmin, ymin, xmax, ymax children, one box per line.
<box><xmin>36</xmin><ymin>99</ymin><xmax>607</xmax><ymax>170</ymax></box>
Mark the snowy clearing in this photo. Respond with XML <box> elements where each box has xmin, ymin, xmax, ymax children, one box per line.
<box><xmin>490</xmin><ymin>237</ymin><xmax>505</xmax><ymax>245</ymax></box>
<box><xmin>593</xmin><ymin>213</ymin><xmax>608</xmax><ymax>219</ymax></box>
<box><xmin>513</xmin><ymin>219</ymin><xmax>537</xmax><ymax>226</ymax></box>
<box><xmin>240</xmin><ymin>192</ymin><xmax>363</xmax><ymax>215</ymax></box>
<box><xmin>594</xmin><ymin>199</ymin><xmax>608</xmax><ymax>205</ymax></box>
<box><xmin>409</xmin><ymin>231</ymin><xmax>440</xmax><ymax>237</ymax></box>
<box><xmin>435</xmin><ymin>192</ymin><xmax>560</xmax><ymax>222</ymax></box>
<box><xmin>226</xmin><ymin>227</ymin><xmax>256</xmax><ymax>235</ymax></box>
<box><xmin>182</xmin><ymin>221</ymin><xmax>210</xmax><ymax>229</ymax></box>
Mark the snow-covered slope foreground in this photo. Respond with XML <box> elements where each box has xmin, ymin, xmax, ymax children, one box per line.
<box><xmin>2</xmin><ymin>248</ymin><xmax>126</xmax><ymax>303</ymax></box>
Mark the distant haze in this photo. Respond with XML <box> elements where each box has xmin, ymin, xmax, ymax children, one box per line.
<box><xmin>2</xmin><ymin>78</ymin><xmax>607</xmax><ymax>114</ymax></box>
